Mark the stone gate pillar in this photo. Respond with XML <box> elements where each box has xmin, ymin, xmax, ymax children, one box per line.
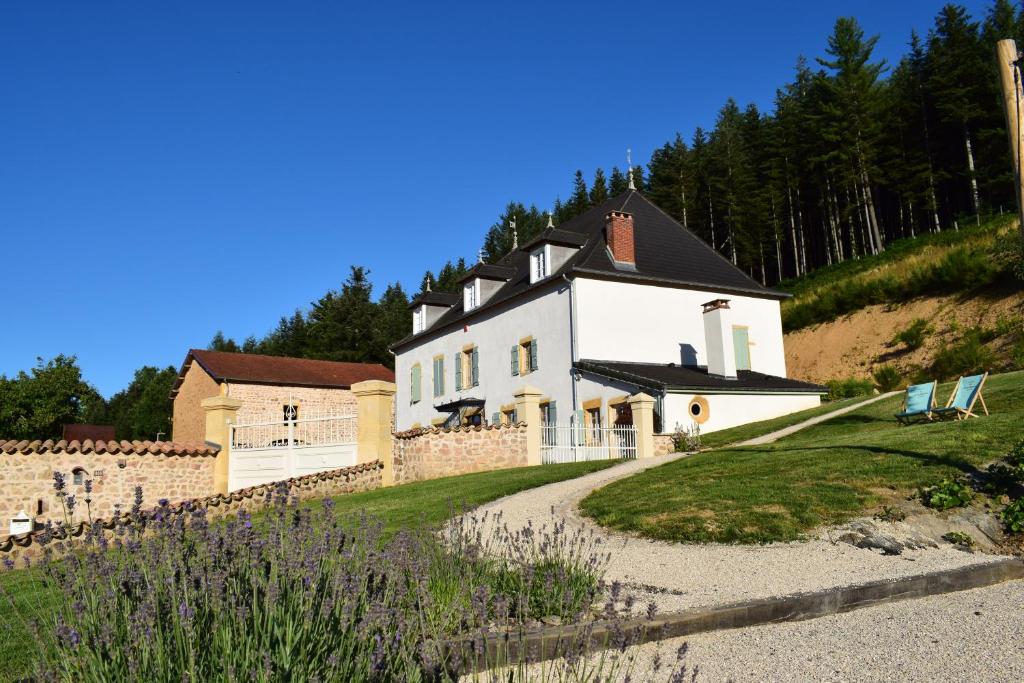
<box><xmin>352</xmin><ymin>380</ymin><xmax>397</xmax><ymax>487</ymax></box>
<box><xmin>514</xmin><ymin>385</ymin><xmax>543</xmax><ymax>466</ymax></box>
<box><xmin>627</xmin><ymin>392</ymin><xmax>656</xmax><ymax>460</ymax></box>
<box><xmin>202</xmin><ymin>393</ymin><xmax>244</xmax><ymax>495</ymax></box>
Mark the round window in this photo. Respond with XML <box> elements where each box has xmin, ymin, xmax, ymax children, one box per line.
<box><xmin>687</xmin><ymin>396</ymin><xmax>710</xmax><ymax>424</ymax></box>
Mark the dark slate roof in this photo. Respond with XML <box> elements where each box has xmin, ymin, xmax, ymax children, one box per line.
<box><xmin>520</xmin><ymin>227</ymin><xmax>589</xmax><ymax>250</ymax></box>
<box><xmin>576</xmin><ymin>359</ymin><xmax>827</xmax><ymax>394</ymax></box>
<box><xmin>459</xmin><ymin>263</ymin><xmax>516</xmax><ymax>283</ymax></box>
<box><xmin>170</xmin><ymin>350</ymin><xmax>395</xmax><ymax>398</ymax></box>
<box><xmin>393</xmin><ymin>191</ymin><xmax>787</xmax><ymax>350</ymax></box>
<box><xmin>409</xmin><ymin>290</ymin><xmax>460</xmax><ymax>309</ymax></box>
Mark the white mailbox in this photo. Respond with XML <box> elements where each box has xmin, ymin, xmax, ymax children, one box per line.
<box><xmin>9</xmin><ymin>511</ymin><xmax>32</xmax><ymax>536</ymax></box>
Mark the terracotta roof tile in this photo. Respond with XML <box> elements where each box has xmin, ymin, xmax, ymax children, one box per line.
<box><xmin>170</xmin><ymin>349</ymin><xmax>395</xmax><ymax>398</ymax></box>
<box><xmin>0</xmin><ymin>439</ymin><xmax>218</xmax><ymax>456</ymax></box>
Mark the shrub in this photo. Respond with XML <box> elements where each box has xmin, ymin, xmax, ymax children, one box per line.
<box><xmin>941</xmin><ymin>531</ymin><xmax>974</xmax><ymax>547</ymax></box>
<box><xmin>874</xmin><ymin>505</ymin><xmax>906</xmax><ymax>523</ymax></box>
<box><xmin>871</xmin><ymin>365</ymin><xmax>903</xmax><ymax>392</ymax></box>
<box><xmin>672</xmin><ymin>423</ymin><xmax>702</xmax><ymax>452</ymax></box>
<box><xmin>826</xmin><ymin>377</ymin><xmax>874</xmax><ymax>400</ymax></box>
<box><xmin>892</xmin><ymin>318</ymin><xmax>932</xmax><ymax>351</ymax></box>
<box><xmin>930</xmin><ymin>327</ymin><xmax>997</xmax><ymax>380</ymax></box>
<box><xmin>1001</xmin><ymin>498</ymin><xmax>1024</xmax><ymax>534</ymax></box>
<box><xmin>3</xmin><ymin>481</ymin><xmax>693</xmax><ymax>681</ymax></box>
<box><xmin>918</xmin><ymin>478</ymin><xmax>974</xmax><ymax>510</ymax></box>
<box><xmin>1008</xmin><ymin>439</ymin><xmax>1024</xmax><ymax>467</ymax></box>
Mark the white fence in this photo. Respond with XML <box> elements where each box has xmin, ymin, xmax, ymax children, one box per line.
<box><xmin>228</xmin><ymin>413</ymin><xmax>358</xmax><ymax>492</ymax></box>
<box><xmin>541</xmin><ymin>423</ymin><xmax>637</xmax><ymax>464</ymax></box>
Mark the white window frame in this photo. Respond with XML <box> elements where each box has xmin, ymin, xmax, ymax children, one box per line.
<box><xmin>464</xmin><ymin>279</ymin><xmax>480</xmax><ymax>310</ymax></box>
<box><xmin>530</xmin><ymin>245</ymin><xmax>550</xmax><ymax>284</ymax></box>
<box><xmin>413</xmin><ymin>306</ymin><xmax>426</xmax><ymax>334</ymax></box>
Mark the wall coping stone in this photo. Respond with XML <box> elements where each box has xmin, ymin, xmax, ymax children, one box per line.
<box><xmin>0</xmin><ymin>439</ymin><xmax>219</xmax><ymax>456</ymax></box>
<box><xmin>0</xmin><ymin>461</ymin><xmax>383</xmax><ymax>555</ymax></box>
<box><xmin>393</xmin><ymin>422</ymin><xmax>526</xmax><ymax>440</ymax></box>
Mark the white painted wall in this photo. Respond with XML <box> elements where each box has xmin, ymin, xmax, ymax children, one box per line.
<box><xmin>663</xmin><ymin>392</ymin><xmax>821</xmax><ymax>435</ymax></box>
<box><xmin>573</xmin><ymin>278</ymin><xmax>788</xmax><ymax>378</ymax></box>
<box><xmin>395</xmin><ymin>282</ymin><xmax>575</xmax><ymax>431</ymax></box>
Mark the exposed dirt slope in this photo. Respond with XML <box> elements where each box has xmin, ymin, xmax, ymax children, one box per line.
<box><xmin>785</xmin><ymin>284</ymin><xmax>1024</xmax><ymax>384</ymax></box>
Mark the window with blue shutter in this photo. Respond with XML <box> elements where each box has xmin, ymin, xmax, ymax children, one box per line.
<box><xmin>511</xmin><ymin>346</ymin><xmax>519</xmax><ymax>376</ymax></box>
<box><xmin>471</xmin><ymin>347</ymin><xmax>480</xmax><ymax>386</ymax></box>
<box><xmin>433</xmin><ymin>356</ymin><xmax>444</xmax><ymax>397</ymax></box>
<box><xmin>411</xmin><ymin>364</ymin><xmax>421</xmax><ymax>404</ymax></box>
<box><xmin>542</xmin><ymin>401</ymin><xmax>556</xmax><ymax>425</ymax></box>
<box><xmin>529</xmin><ymin>339</ymin><xmax>538</xmax><ymax>372</ymax></box>
<box><xmin>455</xmin><ymin>353</ymin><xmax>463</xmax><ymax>390</ymax></box>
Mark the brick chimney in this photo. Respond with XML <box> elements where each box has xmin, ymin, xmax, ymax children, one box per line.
<box><xmin>605</xmin><ymin>210</ymin><xmax>635</xmax><ymax>265</ymax></box>
<box><xmin>702</xmin><ymin>299</ymin><xmax>737</xmax><ymax>379</ymax></box>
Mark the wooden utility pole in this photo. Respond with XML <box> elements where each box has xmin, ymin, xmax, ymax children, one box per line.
<box><xmin>996</xmin><ymin>39</ymin><xmax>1024</xmax><ymax>243</ymax></box>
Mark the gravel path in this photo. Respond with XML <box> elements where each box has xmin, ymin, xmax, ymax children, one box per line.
<box><xmin>628</xmin><ymin>579</ymin><xmax>1024</xmax><ymax>682</ymax></box>
<box><xmin>735</xmin><ymin>391</ymin><xmax>898</xmax><ymax>446</ymax></box>
<box><xmin>471</xmin><ymin>395</ymin><xmax>1011</xmax><ymax>612</ymax></box>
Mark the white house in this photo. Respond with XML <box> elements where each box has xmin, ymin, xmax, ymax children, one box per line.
<box><xmin>391</xmin><ymin>190</ymin><xmax>825</xmax><ymax>442</ymax></box>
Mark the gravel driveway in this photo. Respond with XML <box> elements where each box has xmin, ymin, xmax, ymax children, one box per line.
<box><xmin>471</xmin><ymin>451</ymin><xmax>1010</xmax><ymax>613</ymax></box>
<box><xmin>629</xmin><ymin>579</ymin><xmax>1024</xmax><ymax>682</ymax></box>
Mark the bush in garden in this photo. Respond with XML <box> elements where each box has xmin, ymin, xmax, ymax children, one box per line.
<box><xmin>826</xmin><ymin>377</ymin><xmax>874</xmax><ymax>400</ymax></box>
<box><xmin>1001</xmin><ymin>498</ymin><xmax>1024</xmax><ymax>534</ymax></box>
<box><xmin>871</xmin><ymin>364</ymin><xmax>903</xmax><ymax>392</ymax></box>
<box><xmin>2</xmin><ymin>476</ymin><xmax>695</xmax><ymax>682</ymax></box>
<box><xmin>918</xmin><ymin>478</ymin><xmax>973</xmax><ymax>511</ymax></box>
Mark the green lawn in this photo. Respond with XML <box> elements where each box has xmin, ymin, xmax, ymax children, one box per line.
<box><xmin>697</xmin><ymin>396</ymin><xmax>864</xmax><ymax>448</ymax></box>
<box><xmin>581</xmin><ymin>371</ymin><xmax>1024</xmax><ymax>544</ymax></box>
<box><xmin>0</xmin><ymin>460</ymin><xmax>614</xmax><ymax>681</ymax></box>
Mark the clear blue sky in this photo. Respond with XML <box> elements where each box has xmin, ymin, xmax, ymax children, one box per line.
<box><xmin>0</xmin><ymin>0</ymin><xmax>995</xmax><ymax>397</ymax></box>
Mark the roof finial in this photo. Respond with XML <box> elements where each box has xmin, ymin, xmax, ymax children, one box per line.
<box><xmin>425</xmin><ymin>279</ymin><xmax>431</xmax><ymax>292</ymax></box>
<box><xmin>477</xmin><ymin>248</ymin><xmax>484</xmax><ymax>264</ymax></box>
<box><xmin>546</xmin><ymin>211</ymin><xmax>554</xmax><ymax>229</ymax></box>
<box><xmin>627</xmin><ymin>148</ymin><xmax>636</xmax><ymax>191</ymax></box>
<box><xmin>510</xmin><ymin>215</ymin><xmax>518</xmax><ymax>249</ymax></box>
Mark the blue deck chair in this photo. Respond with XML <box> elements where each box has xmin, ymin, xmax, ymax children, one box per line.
<box><xmin>933</xmin><ymin>373</ymin><xmax>989</xmax><ymax>421</ymax></box>
<box><xmin>895</xmin><ymin>381</ymin><xmax>937</xmax><ymax>425</ymax></box>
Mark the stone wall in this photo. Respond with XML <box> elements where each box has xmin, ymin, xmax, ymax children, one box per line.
<box><xmin>0</xmin><ymin>461</ymin><xmax>383</xmax><ymax>562</ymax></box>
<box><xmin>654</xmin><ymin>434</ymin><xmax>676</xmax><ymax>456</ymax></box>
<box><xmin>0</xmin><ymin>441</ymin><xmax>218</xmax><ymax>526</ymax></box>
<box><xmin>226</xmin><ymin>382</ymin><xmax>358</xmax><ymax>424</ymax></box>
<box><xmin>171</xmin><ymin>362</ymin><xmax>222</xmax><ymax>442</ymax></box>
<box><xmin>392</xmin><ymin>423</ymin><xmax>529</xmax><ymax>484</ymax></box>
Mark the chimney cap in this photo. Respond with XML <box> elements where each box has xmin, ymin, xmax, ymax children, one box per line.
<box><xmin>605</xmin><ymin>209</ymin><xmax>633</xmax><ymax>221</ymax></box>
<box><xmin>702</xmin><ymin>299</ymin><xmax>731</xmax><ymax>313</ymax></box>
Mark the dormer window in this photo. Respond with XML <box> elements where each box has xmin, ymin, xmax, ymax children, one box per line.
<box><xmin>464</xmin><ymin>279</ymin><xmax>480</xmax><ymax>311</ymax></box>
<box><xmin>412</xmin><ymin>306</ymin><xmax>426</xmax><ymax>334</ymax></box>
<box><xmin>530</xmin><ymin>246</ymin><xmax>549</xmax><ymax>283</ymax></box>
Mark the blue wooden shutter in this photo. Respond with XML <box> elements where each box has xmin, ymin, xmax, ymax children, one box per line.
<box><xmin>529</xmin><ymin>339</ymin><xmax>538</xmax><ymax>372</ymax></box>
<box><xmin>411</xmin><ymin>365</ymin><xmax>421</xmax><ymax>403</ymax></box>
<box><xmin>492</xmin><ymin>412</ymin><xmax>500</xmax><ymax>425</ymax></box>
<box><xmin>455</xmin><ymin>353</ymin><xmax>463</xmax><ymax>390</ymax></box>
<box><xmin>732</xmin><ymin>327</ymin><xmax>751</xmax><ymax>371</ymax></box>
<box><xmin>510</xmin><ymin>346</ymin><xmax>519</xmax><ymax>376</ymax></box>
<box><xmin>547</xmin><ymin>400</ymin><xmax>557</xmax><ymax>425</ymax></box>
<box><xmin>471</xmin><ymin>348</ymin><xmax>480</xmax><ymax>386</ymax></box>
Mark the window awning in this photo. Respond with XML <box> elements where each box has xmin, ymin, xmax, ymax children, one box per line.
<box><xmin>433</xmin><ymin>397</ymin><xmax>485</xmax><ymax>413</ymax></box>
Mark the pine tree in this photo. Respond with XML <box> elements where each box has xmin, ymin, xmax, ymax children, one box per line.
<box><xmin>609</xmin><ymin>167</ymin><xmax>628</xmax><ymax>195</ymax></box>
<box><xmin>817</xmin><ymin>16</ymin><xmax>888</xmax><ymax>253</ymax></box>
<box><xmin>589</xmin><ymin>168</ymin><xmax>609</xmax><ymax>204</ymax></box>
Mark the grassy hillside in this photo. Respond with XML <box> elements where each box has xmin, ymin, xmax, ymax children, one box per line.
<box><xmin>581</xmin><ymin>371</ymin><xmax>1024</xmax><ymax>544</ymax></box>
<box><xmin>778</xmin><ymin>216</ymin><xmax>1024</xmax><ymax>386</ymax></box>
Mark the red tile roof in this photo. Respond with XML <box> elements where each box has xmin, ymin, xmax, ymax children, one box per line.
<box><xmin>0</xmin><ymin>439</ymin><xmax>218</xmax><ymax>456</ymax></box>
<box><xmin>171</xmin><ymin>349</ymin><xmax>395</xmax><ymax>398</ymax></box>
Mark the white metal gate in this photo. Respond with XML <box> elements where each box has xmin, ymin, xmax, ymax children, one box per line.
<box><xmin>541</xmin><ymin>423</ymin><xmax>637</xmax><ymax>464</ymax></box>
<box><xmin>228</xmin><ymin>413</ymin><xmax>358</xmax><ymax>492</ymax></box>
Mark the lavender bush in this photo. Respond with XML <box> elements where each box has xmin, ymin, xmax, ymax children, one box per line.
<box><xmin>3</xmin><ymin>476</ymin><xmax>694</xmax><ymax>681</ymax></box>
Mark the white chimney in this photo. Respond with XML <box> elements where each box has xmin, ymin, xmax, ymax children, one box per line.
<box><xmin>702</xmin><ymin>299</ymin><xmax>736</xmax><ymax>379</ymax></box>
